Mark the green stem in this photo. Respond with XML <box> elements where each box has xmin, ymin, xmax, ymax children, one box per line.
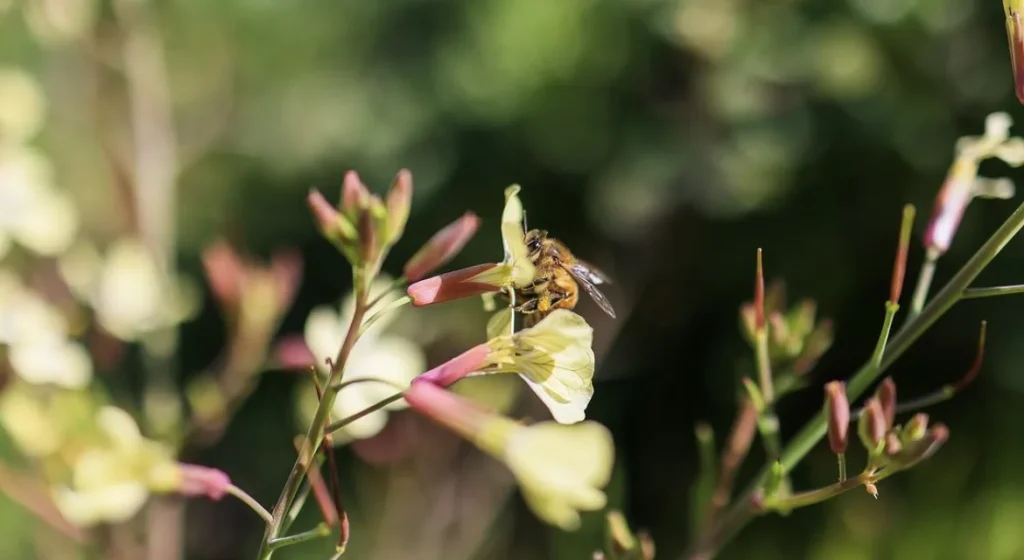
<box><xmin>691</xmin><ymin>423</ymin><xmax>717</xmax><ymax>535</ymax></box>
<box><xmin>366</xmin><ymin>275</ymin><xmax>408</xmax><ymax>311</ymax></box>
<box><xmin>687</xmin><ymin>200</ymin><xmax>1024</xmax><ymax>560</ymax></box>
<box><xmin>225</xmin><ymin>484</ymin><xmax>273</xmax><ymax>525</ymax></box>
<box><xmin>871</xmin><ymin>302</ymin><xmax>899</xmax><ymax>369</ymax></box>
<box><xmin>837</xmin><ymin>453</ymin><xmax>846</xmax><ymax>483</ymax></box>
<box><xmin>753</xmin><ymin>331</ymin><xmax>781</xmax><ymax>459</ymax></box>
<box><xmin>961</xmin><ymin>284</ymin><xmax>1024</xmax><ymax>299</ymax></box>
<box><xmin>359</xmin><ymin>295</ymin><xmax>412</xmax><ymax>336</ymax></box>
<box><xmin>761</xmin><ymin>472</ymin><xmax>870</xmax><ymax>511</ymax></box>
<box><xmin>325</xmin><ymin>392</ymin><xmax>405</xmax><ymax>435</ymax></box>
<box><xmin>268</xmin><ymin>523</ymin><xmax>331</xmax><ymax>551</ymax></box>
<box><xmin>258</xmin><ymin>280</ymin><xmax>370</xmax><ymax>559</ymax></box>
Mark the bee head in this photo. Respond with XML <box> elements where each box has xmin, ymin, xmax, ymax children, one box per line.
<box><xmin>524</xmin><ymin>229</ymin><xmax>547</xmax><ymax>253</ymax></box>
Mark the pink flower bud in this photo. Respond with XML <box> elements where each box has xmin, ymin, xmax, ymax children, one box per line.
<box><xmin>273</xmin><ymin>335</ymin><xmax>316</xmax><ymax>370</ymax></box>
<box><xmin>404</xmin><ymin>378</ymin><xmax>492</xmax><ymax>440</ymax></box>
<box><xmin>341</xmin><ymin>171</ymin><xmax>370</xmax><ymax>216</ymax></box>
<box><xmin>858</xmin><ymin>397</ymin><xmax>887</xmax><ymax>452</ymax></box>
<box><xmin>270</xmin><ymin>250</ymin><xmax>303</xmax><ymax>311</ymax></box>
<box><xmin>176</xmin><ymin>463</ymin><xmax>231</xmax><ymax>500</ymax></box>
<box><xmin>407</xmin><ymin>263</ymin><xmax>504</xmax><ymax>306</ymax></box>
<box><xmin>415</xmin><ymin>343</ymin><xmax>492</xmax><ymax>387</ymax></box>
<box><xmin>385</xmin><ymin>169</ymin><xmax>413</xmax><ymax>244</ymax></box>
<box><xmin>875</xmin><ymin>377</ymin><xmax>897</xmax><ymax>430</ymax></box>
<box><xmin>404</xmin><ymin>212</ymin><xmax>481</xmax><ymax>282</ymax></box>
<box><xmin>308</xmin><ymin>189</ymin><xmax>354</xmax><ymax>243</ymax></box>
<box><xmin>824</xmin><ymin>381</ymin><xmax>850</xmax><ymax>454</ymax></box>
<box><xmin>201</xmin><ymin>240</ymin><xmax>245</xmax><ymax>308</ymax></box>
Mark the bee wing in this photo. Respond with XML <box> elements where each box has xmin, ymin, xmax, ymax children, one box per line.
<box><xmin>570</xmin><ymin>260</ymin><xmax>613</xmax><ymax>285</ymax></box>
<box><xmin>566</xmin><ymin>263</ymin><xmax>616</xmax><ymax>318</ymax></box>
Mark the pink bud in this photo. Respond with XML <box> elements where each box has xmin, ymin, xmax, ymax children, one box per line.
<box><xmin>404</xmin><ymin>212</ymin><xmax>481</xmax><ymax>282</ymax></box>
<box><xmin>270</xmin><ymin>250</ymin><xmax>303</xmax><ymax>310</ymax></box>
<box><xmin>274</xmin><ymin>335</ymin><xmax>316</xmax><ymax>370</ymax></box>
<box><xmin>176</xmin><ymin>463</ymin><xmax>231</xmax><ymax>500</ymax></box>
<box><xmin>404</xmin><ymin>379</ymin><xmax>492</xmax><ymax>441</ymax></box>
<box><xmin>824</xmin><ymin>381</ymin><xmax>849</xmax><ymax>454</ymax></box>
<box><xmin>201</xmin><ymin>240</ymin><xmax>245</xmax><ymax>308</ymax></box>
<box><xmin>341</xmin><ymin>171</ymin><xmax>370</xmax><ymax>216</ymax></box>
<box><xmin>385</xmin><ymin>169</ymin><xmax>413</xmax><ymax>243</ymax></box>
<box><xmin>407</xmin><ymin>263</ymin><xmax>503</xmax><ymax>306</ymax></box>
<box><xmin>308</xmin><ymin>189</ymin><xmax>348</xmax><ymax>240</ymax></box>
<box><xmin>416</xmin><ymin>343</ymin><xmax>493</xmax><ymax>386</ymax></box>
<box><xmin>875</xmin><ymin>377</ymin><xmax>897</xmax><ymax>430</ymax></box>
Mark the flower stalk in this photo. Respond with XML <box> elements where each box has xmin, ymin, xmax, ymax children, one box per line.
<box><xmin>688</xmin><ymin>198</ymin><xmax>1024</xmax><ymax>560</ymax></box>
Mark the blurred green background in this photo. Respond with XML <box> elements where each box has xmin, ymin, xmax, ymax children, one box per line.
<box><xmin>4</xmin><ymin>0</ymin><xmax>1024</xmax><ymax>559</ymax></box>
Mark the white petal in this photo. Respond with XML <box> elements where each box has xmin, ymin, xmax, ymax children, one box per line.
<box><xmin>9</xmin><ymin>337</ymin><xmax>92</xmax><ymax>388</ymax></box>
<box><xmin>303</xmin><ymin>305</ymin><xmax>346</xmax><ymax>371</ymax></box>
<box><xmin>14</xmin><ymin>189</ymin><xmax>79</xmax><ymax>256</ymax></box>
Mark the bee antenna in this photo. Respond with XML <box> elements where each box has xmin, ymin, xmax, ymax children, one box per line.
<box><xmin>522</xmin><ymin>210</ymin><xmax>529</xmax><ymax>233</ymax></box>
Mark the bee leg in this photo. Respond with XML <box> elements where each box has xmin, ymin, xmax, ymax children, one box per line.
<box><xmin>514</xmin><ymin>298</ymin><xmax>540</xmax><ymax>314</ymax></box>
<box><xmin>530</xmin><ymin>275</ymin><xmax>551</xmax><ymax>288</ymax></box>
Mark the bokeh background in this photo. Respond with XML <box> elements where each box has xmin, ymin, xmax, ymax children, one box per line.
<box><xmin>3</xmin><ymin>0</ymin><xmax>1024</xmax><ymax>559</ymax></box>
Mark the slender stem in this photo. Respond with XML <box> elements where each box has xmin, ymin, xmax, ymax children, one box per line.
<box><xmin>325</xmin><ymin>392</ymin><xmax>405</xmax><ymax>435</ymax></box>
<box><xmin>691</xmin><ymin>423</ymin><xmax>717</xmax><ymax>535</ymax></box>
<box><xmin>687</xmin><ymin>200</ymin><xmax>1024</xmax><ymax>560</ymax></box>
<box><xmin>359</xmin><ymin>295</ymin><xmax>411</xmax><ymax>336</ymax></box>
<box><xmin>871</xmin><ymin>302</ymin><xmax>899</xmax><ymax>368</ymax></box>
<box><xmin>837</xmin><ymin>453</ymin><xmax>847</xmax><ymax>483</ymax></box>
<box><xmin>280</xmin><ymin>478</ymin><xmax>314</xmax><ymax>536</ymax></box>
<box><xmin>330</xmin><ymin>377</ymin><xmax>408</xmax><ymax>393</ymax></box>
<box><xmin>962</xmin><ymin>284</ymin><xmax>1024</xmax><ymax>299</ymax></box>
<box><xmin>907</xmin><ymin>249</ymin><xmax>939</xmax><ymax>321</ymax></box>
<box><xmin>754</xmin><ymin>331</ymin><xmax>781</xmax><ymax>459</ymax></box>
<box><xmin>762</xmin><ymin>472</ymin><xmax>870</xmax><ymax>511</ymax></box>
<box><xmin>754</xmin><ymin>332</ymin><xmax>773</xmax><ymax>403</ymax></box>
<box><xmin>225</xmin><ymin>484</ymin><xmax>273</xmax><ymax>525</ymax></box>
<box><xmin>705</xmin><ymin>400</ymin><xmax>758</xmax><ymax>525</ymax></box>
<box><xmin>366</xmin><ymin>275</ymin><xmax>408</xmax><ymax>310</ymax></box>
<box><xmin>268</xmin><ymin>524</ymin><xmax>331</xmax><ymax>551</ymax></box>
<box><xmin>259</xmin><ymin>282</ymin><xmax>370</xmax><ymax>559</ymax></box>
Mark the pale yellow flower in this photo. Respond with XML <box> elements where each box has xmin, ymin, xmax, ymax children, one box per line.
<box><xmin>488</xmin><ymin>309</ymin><xmax>595</xmax><ymax>424</ymax></box>
<box><xmin>0</xmin><ymin>385</ymin><xmax>62</xmax><ymax>456</ymax></box>
<box><xmin>500</xmin><ymin>421</ymin><xmax>614</xmax><ymax>530</ymax></box>
<box><xmin>0</xmin><ymin>271</ymin><xmax>92</xmax><ymax>387</ymax></box>
<box><xmin>0</xmin><ymin>146</ymin><xmax>78</xmax><ymax>258</ymax></box>
<box><xmin>404</xmin><ymin>380</ymin><xmax>614</xmax><ymax>530</ymax></box>
<box><xmin>58</xmin><ymin>238</ymin><xmax>200</xmax><ymax>341</ymax></box>
<box><xmin>51</xmin><ymin>406</ymin><xmax>178</xmax><ymax>526</ymax></box>
<box><xmin>298</xmin><ymin>276</ymin><xmax>426</xmax><ymax>443</ymax></box>
<box><xmin>0</xmin><ymin>68</ymin><xmax>46</xmax><ymax>142</ymax></box>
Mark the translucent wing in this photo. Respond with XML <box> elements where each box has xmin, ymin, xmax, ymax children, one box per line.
<box><xmin>571</xmin><ymin>259</ymin><xmax>613</xmax><ymax>285</ymax></box>
<box><xmin>566</xmin><ymin>263</ymin><xmax>616</xmax><ymax>318</ymax></box>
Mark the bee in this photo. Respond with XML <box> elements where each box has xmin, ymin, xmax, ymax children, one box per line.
<box><xmin>512</xmin><ymin>228</ymin><xmax>616</xmax><ymax>326</ymax></box>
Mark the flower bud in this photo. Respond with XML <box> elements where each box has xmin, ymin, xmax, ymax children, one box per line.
<box><xmin>403</xmin><ymin>212</ymin><xmax>481</xmax><ymax>282</ymax></box>
<box><xmin>341</xmin><ymin>171</ymin><xmax>370</xmax><ymax>218</ymax></box>
<box><xmin>739</xmin><ymin>303</ymin><xmax>757</xmax><ymax>343</ymax></box>
<box><xmin>791</xmin><ymin>319</ymin><xmax>834</xmax><ymax>376</ymax></box>
<box><xmin>384</xmin><ymin>169</ymin><xmax>413</xmax><ymax>246</ymax></box>
<box><xmin>874</xmin><ymin>377</ymin><xmax>897</xmax><ymax>430</ymax></box>
<box><xmin>903</xmin><ymin>413</ymin><xmax>929</xmax><ymax>442</ymax></box>
<box><xmin>889</xmin><ymin>423</ymin><xmax>949</xmax><ymax>470</ymax></box>
<box><xmin>308</xmin><ymin>189</ymin><xmax>356</xmax><ymax>245</ymax></box>
<box><xmin>884</xmin><ymin>432</ymin><xmax>903</xmax><ymax>456</ymax></box>
<box><xmin>858</xmin><ymin>397</ymin><xmax>887</xmax><ymax>453</ymax></box>
<box><xmin>824</xmin><ymin>381</ymin><xmax>850</xmax><ymax>454</ymax></box>
<box><xmin>1006</xmin><ymin>0</ymin><xmax>1024</xmax><ymax>105</ymax></box>
<box><xmin>407</xmin><ymin>263</ymin><xmax>505</xmax><ymax>306</ymax></box>
<box><xmin>175</xmin><ymin>463</ymin><xmax>231</xmax><ymax>500</ymax></box>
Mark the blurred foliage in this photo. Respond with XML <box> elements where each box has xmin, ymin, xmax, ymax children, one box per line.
<box><xmin>3</xmin><ymin>0</ymin><xmax>1024</xmax><ymax>559</ymax></box>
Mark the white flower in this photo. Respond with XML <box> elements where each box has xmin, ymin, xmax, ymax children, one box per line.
<box><xmin>0</xmin><ymin>68</ymin><xmax>46</xmax><ymax>142</ymax></box>
<box><xmin>0</xmin><ymin>146</ymin><xmax>78</xmax><ymax>259</ymax></box>
<box><xmin>501</xmin><ymin>421</ymin><xmax>614</xmax><ymax>530</ymax></box>
<box><xmin>51</xmin><ymin>406</ymin><xmax>178</xmax><ymax>527</ymax></box>
<box><xmin>299</xmin><ymin>276</ymin><xmax>426</xmax><ymax>443</ymax></box>
<box><xmin>0</xmin><ymin>271</ymin><xmax>92</xmax><ymax>388</ymax></box>
<box><xmin>58</xmin><ymin>238</ymin><xmax>200</xmax><ymax>341</ymax></box>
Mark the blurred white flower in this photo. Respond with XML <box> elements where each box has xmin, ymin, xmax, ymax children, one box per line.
<box><xmin>58</xmin><ymin>238</ymin><xmax>200</xmax><ymax>341</ymax></box>
<box><xmin>23</xmin><ymin>0</ymin><xmax>99</xmax><ymax>46</ymax></box>
<box><xmin>0</xmin><ymin>146</ymin><xmax>79</xmax><ymax>258</ymax></box>
<box><xmin>0</xmin><ymin>68</ymin><xmax>46</xmax><ymax>142</ymax></box>
<box><xmin>51</xmin><ymin>406</ymin><xmax>179</xmax><ymax>526</ymax></box>
<box><xmin>297</xmin><ymin>276</ymin><xmax>426</xmax><ymax>444</ymax></box>
<box><xmin>0</xmin><ymin>270</ymin><xmax>92</xmax><ymax>388</ymax></box>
